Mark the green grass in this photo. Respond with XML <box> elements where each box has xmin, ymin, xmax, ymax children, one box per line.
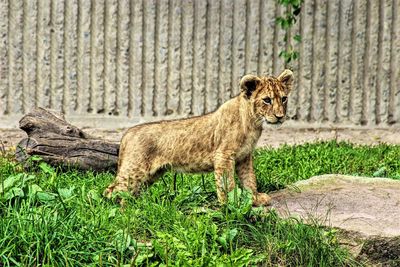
<box><xmin>0</xmin><ymin>141</ymin><xmax>399</xmax><ymax>266</ymax></box>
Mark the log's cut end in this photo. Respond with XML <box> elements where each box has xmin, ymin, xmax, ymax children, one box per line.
<box><xmin>19</xmin><ymin>107</ymin><xmax>92</xmax><ymax>139</ymax></box>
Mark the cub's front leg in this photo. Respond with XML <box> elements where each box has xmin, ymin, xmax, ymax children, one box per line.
<box><xmin>214</xmin><ymin>151</ymin><xmax>236</xmax><ymax>204</ymax></box>
<box><xmin>235</xmin><ymin>154</ymin><xmax>271</xmax><ymax>206</ymax></box>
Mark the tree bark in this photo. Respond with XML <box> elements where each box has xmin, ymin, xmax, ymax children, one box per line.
<box><xmin>16</xmin><ymin>108</ymin><xmax>119</xmax><ymax>172</ymax></box>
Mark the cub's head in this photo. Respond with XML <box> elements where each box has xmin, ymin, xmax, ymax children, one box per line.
<box><xmin>240</xmin><ymin>69</ymin><xmax>294</xmax><ymax>124</ymax></box>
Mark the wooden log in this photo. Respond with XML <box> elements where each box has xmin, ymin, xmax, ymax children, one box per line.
<box><xmin>19</xmin><ymin>107</ymin><xmax>91</xmax><ymax>138</ymax></box>
<box><xmin>16</xmin><ymin>108</ymin><xmax>119</xmax><ymax>172</ymax></box>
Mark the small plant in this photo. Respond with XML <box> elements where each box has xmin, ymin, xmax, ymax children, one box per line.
<box><xmin>276</xmin><ymin>0</ymin><xmax>303</xmax><ymax>64</ymax></box>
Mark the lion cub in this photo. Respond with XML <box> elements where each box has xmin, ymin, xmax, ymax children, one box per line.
<box><xmin>104</xmin><ymin>69</ymin><xmax>294</xmax><ymax>206</ymax></box>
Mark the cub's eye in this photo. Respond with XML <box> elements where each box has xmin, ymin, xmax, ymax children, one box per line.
<box><xmin>281</xmin><ymin>96</ymin><xmax>288</xmax><ymax>103</ymax></box>
<box><xmin>263</xmin><ymin>97</ymin><xmax>272</xmax><ymax>105</ymax></box>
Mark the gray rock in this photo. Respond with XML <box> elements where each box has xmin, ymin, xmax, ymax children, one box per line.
<box><xmin>270</xmin><ymin>174</ymin><xmax>400</xmax><ymax>265</ymax></box>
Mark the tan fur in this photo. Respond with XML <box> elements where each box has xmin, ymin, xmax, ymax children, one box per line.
<box><xmin>104</xmin><ymin>69</ymin><xmax>294</xmax><ymax>206</ymax></box>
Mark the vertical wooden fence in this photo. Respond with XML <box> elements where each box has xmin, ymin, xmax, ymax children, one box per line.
<box><xmin>0</xmin><ymin>0</ymin><xmax>399</xmax><ymax>128</ymax></box>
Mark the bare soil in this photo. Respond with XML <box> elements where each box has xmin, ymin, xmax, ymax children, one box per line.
<box><xmin>1</xmin><ymin>127</ymin><xmax>399</xmax><ymax>151</ymax></box>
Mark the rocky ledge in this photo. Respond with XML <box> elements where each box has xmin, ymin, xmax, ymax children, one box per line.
<box><xmin>270</xmin><ymin>174</ymin><xmax>400</xmax><ymax>266</ymax></box>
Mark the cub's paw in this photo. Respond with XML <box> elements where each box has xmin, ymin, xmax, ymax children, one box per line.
<box><xmin>103</xmin><ymin>184</ymin><xmax>133</xmax><ymax>207</ymax></box>
<box><xmin>103</xmin><ymin>185</ymin><xmax>117</xmax><ymax>199</ymax></box>
<box><xmin>252</xmin><ymin>192</ymin><xmax>272</xmax><ymax>207</ymax></box>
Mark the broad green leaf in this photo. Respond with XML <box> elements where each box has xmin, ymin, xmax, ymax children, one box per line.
<box><xmin>39</xmin><ymin>162</ymin><xmax>55</xmax><ymax>175</ymax></box>
<box><xmin>36</xmin><ymin>191</ymin><xmax>57</xmax><ymax>202</ymax></box>
<box><xmin>0</xmin><ymin>173</ymin><xmax>24</xmax><ymax>194</ymax></box>
<box><xmin>108</xmin><ymin>207</ymin><xmax>119</xmax><ymax>218</ymax></box>
<box><xmin>373</xmin><ymin>167</ymin><xmax>386</xmax><ymax>177</ymax></box>
<box><xmin>294</xmin><ymin>34</ymin><xmax>302</xmax><ymax>43</ymax></box>
<box><xmin>217</xmin><ymin>234</ymin><xmax>227</xmax><ymax>249</ymax></box>
<box><xmin>4</xmin><ymin>187</ymin><xmax>24</xmax><ymax>200</ymax></box>
<box><xmin>28</xmin><ymin>184</ymin><xmax>43</xmax><ymax>197</ymax></box>
<box><xmin>114</xmin><ymin>229</ymin><xmax>132</xmax><ymax>252</ymax></box>
<box><xmin>135</xmin><ymin>252</ymin><xmax>154</xmax><ymax>265</ymax></box>
<box><xmin>58</xmin><ymin>186</ymin><xmax>75</xmax><ymax>199</ymax></box>
<box><xmin>87</xmin><ymin>189</ymin><xmax>102</xmax><ymax>202</ymax></box>
<box><xmin>227</xmin><ymin>228</ymin><xmax>238</xmax><ymax>242</ymax></box>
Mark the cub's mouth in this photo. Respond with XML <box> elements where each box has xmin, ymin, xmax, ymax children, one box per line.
<box><xmin>264</xmin><ymin>120</ymin><xmax>284</xmax><ymax>129</ymax></box>
<box><xmin>264</xmin><ymin>118</ymin><xmax>285</xmax><ymax>129</ymax></box>
<box><xmin>266</xmin><ymin>120</ymin><xmax>283</xmax><ymax>125</ymax></box>
<box><xmin>264</xmin><ymin>116</ymin><xmax>286</xmax><ymax>125</ymax></box>
<box><xmin>265</xmin><ymin>121</ymin><xmax>283</xmax><ymax>129</ymax></box>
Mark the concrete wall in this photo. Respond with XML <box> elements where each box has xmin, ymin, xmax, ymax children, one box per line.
<box><xmin>0</xmin><ymin>0</ymin><xmax>399</xmax><ymax>128</ymax></box>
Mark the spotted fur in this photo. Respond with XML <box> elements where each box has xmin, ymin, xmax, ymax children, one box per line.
<box><xmin>104</xmin><ymin>69</ymin><xmax>294</xmax><ymax>206</ymax></box>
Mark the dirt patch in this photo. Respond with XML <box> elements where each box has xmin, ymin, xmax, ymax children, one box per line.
<box><xmin>256</xmin><ymin>127</ymin><xmax>400</xmax><ymax>147</ymax></box>
<box><xmin>2</xmin><ymin>127</ymin><xmax>400</xmax><ymax>150</ymax></box>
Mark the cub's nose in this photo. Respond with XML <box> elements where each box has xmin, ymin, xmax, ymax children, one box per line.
<box><xmin>275</xmin><ymin>115</ymin><xmax>285</xmax><ymax>120</ymax></box>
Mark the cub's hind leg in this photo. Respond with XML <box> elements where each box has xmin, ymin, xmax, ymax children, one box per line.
<box><xmin>103</xmin><ymin>158</ymin><xmax>166</xmax><ymax>199</ymax></box>
<box><xmin>103</xmin><ymin>168</ymin><xmax>165</xmax><ymax>199</ymax></box>
<box><xmin>103</xmin><ymin>164</ymin><xmax>147</xmax><ymax>198</ymax></box>
<box><xmin>104</xmin><ymin>133</ymin><xmax>151</xmax><ymax>198</ymax></box>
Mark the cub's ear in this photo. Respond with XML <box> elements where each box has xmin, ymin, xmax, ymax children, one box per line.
<box><xmin>240</xmin><ymin>75</ymin><xmax>261</xmax><ymax>98</ymax></box>
<box><xmin>278</xmin><ymin>69</ymin><xmax>294</xmax><ymax>93</ymax></box>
